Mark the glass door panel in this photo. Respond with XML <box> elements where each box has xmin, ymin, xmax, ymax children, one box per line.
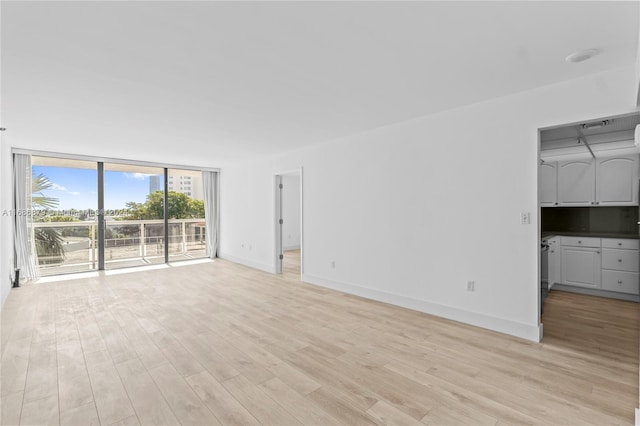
<box><xmin>31</xmin><ymin>156</ymin><xmax>98</xmax><ymax>276</ymax></box>
<box><xmin>103</xmin><ymin>164</ymin><xmax>165</xmax><ymax>269</ymax></box>
<box><xmin>166</xmin><ymin>169</ymin><xmax>207</xmax><ymax>262</ymax></box>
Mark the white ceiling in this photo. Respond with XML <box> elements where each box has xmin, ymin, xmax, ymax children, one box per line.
<box><xmin>2</xmin><ymin>1</ymin><xmax>638</xmax><ymax>166</ymax></box>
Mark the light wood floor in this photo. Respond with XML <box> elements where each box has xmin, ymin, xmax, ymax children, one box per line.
<box><xmin>1</xmin><ymin>250</ymin><xmax>638</xmax><ymax>425</ymax></box>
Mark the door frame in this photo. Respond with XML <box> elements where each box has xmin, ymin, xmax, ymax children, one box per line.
<box><xmin>536</xmin><ymin>110</ymin><xmax>640</xmax><ymax>339</ymax></box>
<box><xmin>274</xmin><ymin>168</ymin><xmax>303</xmax><ymax>276</ymax></box>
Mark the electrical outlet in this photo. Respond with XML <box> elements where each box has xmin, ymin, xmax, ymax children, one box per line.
<box><xmin>331</xmin><ymin>261</ymin><xmax>336</xmax><ymax>269</ymax></box>
<box><xmin>467</xmin><ymin>280</ymin><xmax>475</xmax><ymax>292</ymax></box>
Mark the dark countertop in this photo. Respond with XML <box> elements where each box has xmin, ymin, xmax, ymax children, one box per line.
<box><xmin>542</xmin><ymin>231</ymin><xmax>639</xmax><ymax>239</ymax></box>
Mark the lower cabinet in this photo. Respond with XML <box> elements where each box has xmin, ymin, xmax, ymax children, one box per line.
<box><xmin>552</xmin><ymin>236</ymin><xmax>640</xmax><ymax>297</ymax></box>
<box><xmin>602</xmin><ymin>270</ymin><xmax>639</xmax><ymax>294</ymax></box>
<box><xmin>600</xmin><ymin>238</ymin><xmax>640</xmax><ymax>295</ymax></box>
<box><xmin>560</xmin><ymin>246</ymin><xmax>601</xmax><ymax>289</ymax></box>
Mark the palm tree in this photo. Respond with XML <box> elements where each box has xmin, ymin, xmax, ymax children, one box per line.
<box><xmin>32</xmin><ymin>174</ymin><xmax>59</xmax><ymax>209</ymax></box>
<box><xmin>32</xmin><ymin>173</ymin><xmax>65</xmax><ymax>263</ymax></box>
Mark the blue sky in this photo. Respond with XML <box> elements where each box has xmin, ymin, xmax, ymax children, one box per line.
<box><xmin>32</xmin><ymin>166</ymin><xmax>162</xmax><ymax>211</ymax></box>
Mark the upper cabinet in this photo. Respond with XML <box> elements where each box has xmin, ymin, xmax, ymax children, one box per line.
<box><xmin>558</xmin><ymin>159</ymin><xmax>595</xmax><ymax>206</ymax></box>
<box><xmin>539</xmin><ymin>162</ymin><xmax>558</xmax><ymax>206</ymax></box>
<box><xmin>596</xmin><ymin>155</ymin><xmax>638</xmax><ymax>206</ymax></box>
<box><xmin>543</xmin><ymin>154</ymin><xmax>639</xmax><ymax>207</ymax></box>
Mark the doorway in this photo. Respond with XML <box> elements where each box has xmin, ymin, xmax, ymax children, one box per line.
<box><xmin>275</xmin><ymin>169</ymin><xmax>303</xmax><ymax>277</ymax></box>
<box><xmin>537</xmin><ymin>112</ymin><xmax>640</xmax><ymax>340</ymax></box>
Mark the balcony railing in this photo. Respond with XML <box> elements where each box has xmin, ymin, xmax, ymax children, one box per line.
<box><xmin>33</xmin><ymin>218</ymin><xmax>207</xmax><ymax>276</ymax></box>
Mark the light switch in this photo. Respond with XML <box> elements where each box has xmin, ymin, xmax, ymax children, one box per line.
<box><xmin>520</xmin><ymin>212</ymin><xmax>530</xmax><ymax>225</ymax></box>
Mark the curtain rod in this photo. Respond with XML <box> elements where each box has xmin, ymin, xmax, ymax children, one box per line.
<box><xmin>11</xmin><ymin>148</ymin><xmax>220</xmax><ymax>173</ymax></box>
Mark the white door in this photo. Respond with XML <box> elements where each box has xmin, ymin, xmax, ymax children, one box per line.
<box><xmin>596</xmin><ymin>155</ymin><xmax>638</xmax><ymax>206</ymax></box>
<box><xmin>558</xmin><ymin>159</ymin><xmax>595</xmax><ymax>206</ymax></box>
<box><xmin>274</xmin><ymin>169</ymin><xmax>304</xmax><ymax>276</ymax></box>
<box><xmin>561</xmin><ymin>246</ymin><xmax>601</xmax><ymax>288</ymax></box>
<box><xmin>539</xmin><ymin>162</ymin><xmax>558</xmax><ymax>206</ymax></box>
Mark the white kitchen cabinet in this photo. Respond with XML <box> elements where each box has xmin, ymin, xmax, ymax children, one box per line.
<box><xmin>553</xmin><ymin>237</ymin><xmax>640</xmax><ymax>297</ymax></box>
<box><xmin>557</xmin><ymin>159</ymin><xmax>595</xmax><ymax>206</ymax></box>
<box><xmin>561</xmin><ymin>246</ymin><xmax>601</xmax><ymax>289</ymax></box>
<box><xmin>547</xmin><ymin>237</ymin><xmax>561</xmax><ymax>289</ymax></box>
<box><xmin>560</xmin><ymin>236</ymin><xmax>601</xmax><ymax>247</ymax></box>
<box><xmin>602</xmin><ymin>238</ymin><xmax>640</xmax><ymax>250</ymax></box>
<box><xmin>595</xmin><ymin>155</ymin><xmax>639</xmax><ymax>206</ymax></box>
<box><xmin>601</xmin><ymin>248</ymin><xmax>639</xmax><ymax>272</ymax></box>
<box><xmin>602</xmin><ymin>270</ymin><xmax>639</xmax><ymax>294</ymax></box>
<box><xmin>548</xmin><ymin>155</ymin><xmax>639</xmax><ymax>207</ymax></box>
<box><xmin>539</xmin><ymin>162</ymin><xmax>558</xmax><ymax>206</ymax></box>
<box><xmin>601</xmin><ymin>238</ymin><xmax>640</xmax><ymax>295</ymax></box>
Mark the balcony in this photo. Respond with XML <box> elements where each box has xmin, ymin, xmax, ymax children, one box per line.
<box><xmin>34</xmin><ymin>219</ymin><xmax>207</xmax><ymax>276</ymax></box>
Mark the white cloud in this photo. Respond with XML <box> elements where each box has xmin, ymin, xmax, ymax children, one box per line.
<box><xmin>50</xmin><ymin>182</ymin><xmax>80</xmax><ymax>196</ymax></box>
<box><xmin>124</xmin><ymin>172</ymin><xmax>151</xmax><ymax>180</ymax></box>
<box><xmin>50</xmin><ymin>183</ymin><xmax>68</xmax><ymax>191</ymax></box>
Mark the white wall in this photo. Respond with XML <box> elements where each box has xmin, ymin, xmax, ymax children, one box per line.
<box><xmin>219</xmin><ymin>66</ymin><xmax>639</xmax><ymax>342</ymax></box>
<box><xmin>282</xmin><ymin>174</ymin><xmax>301</xmax><ymax>251</ymax></box>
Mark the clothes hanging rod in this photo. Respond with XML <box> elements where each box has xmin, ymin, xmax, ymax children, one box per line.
<box><xmin>576</xmin><ymin>127</ymin><xmax>596</xmax><ymax>159</ymax></box>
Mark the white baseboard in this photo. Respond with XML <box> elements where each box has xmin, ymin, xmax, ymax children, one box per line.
<box><xmin>538</xmin><ymin>323</ymin><xmax>544</xmax><ymax>341</ymax></box>
<box><xmin>283</xmin><ymin>245</ymin><xmax>301</xmax><ymax>251</ymax></box>
<box><xmin>553</xmin><ymin>284</ymin><xmax>640</xmax><ymax>302</ymax></box>
<box><xmin>217</xmin><ymin>252</ymin><xmax>276</xmax><ymax>274</ymax></box>
<box><xmin>302</xmin><ymin>273</ymin><xmax>542</xmax><ymax>342</ymax></box>
<box><xmin>635</xmin><ymin>408</ymin><xmax>640</xmax><ymax>426</ymax></box>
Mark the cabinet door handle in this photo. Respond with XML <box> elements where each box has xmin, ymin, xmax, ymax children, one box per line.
<box><xmin>596</xmin><ymin>251</ymin><xmax>600</xmax><ymax>254</ymax></box>
<box><xmin>618</xmin><ymin>280</ymin><xmax>623</xmax><ymax>284</ymax></box>
<box><xmin>618</xmin><ymin>259</ymin><xmax>623</xmax><ymax>262</ymax></box>
<box><xmin>578</xmin><ymin>241</ymin><xmax>582</xmax><ymax>244</ymax></box>
<box><xmin>618</xmin><ymin>243</ymin><xmax>622</xmax><ymax>246</ymax></box>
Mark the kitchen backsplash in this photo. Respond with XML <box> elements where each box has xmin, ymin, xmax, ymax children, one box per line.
<box><xmin>542</xmin><ymin>207</ymin><xmax>639</xmax><ymax>235</ymax></box>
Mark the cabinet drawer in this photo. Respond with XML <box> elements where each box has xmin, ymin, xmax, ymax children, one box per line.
<box><xmin>602</xmin><ymin>270</ymin><xmax>640</xmax><ymax>295</ymax></box>
<box><xmin>602</xmin><ymin>249</ymin><xmax>639</xmax><ymax>272</ymax></box>
<box><xmin>601</xmin><ymin>238</ymin><xmax>640</xmax><ymax>250</ymax></box>
<box><xmin>560</xmin><ymin>237</ymin><xmax>601</xmax><ymax>248</ymax></box>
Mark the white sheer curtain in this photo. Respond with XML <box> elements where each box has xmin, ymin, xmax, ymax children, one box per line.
<box><xmin>13</xmin><ymin>154</ymin><xmax>40</xmax><ymax>281</ymax></box>
<box><xmin>202</xmin><ymin>171</ymin><xmax>219</xmax><ymax>259</ymax></box>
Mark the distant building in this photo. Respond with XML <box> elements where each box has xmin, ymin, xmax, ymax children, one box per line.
<box><xmin>148</xmin><ymin>173</ymin><xmax>203</xmax><ymax>200</ymax></box>
<box><xmin>149</xmin><ymin>175</ymin><xmax>162</xmax><ymax>193</ymax></box>
<box><xmin>168</xmin><ymin>173</ymin><xmax>203</xmax><ymax>200</ymax></box>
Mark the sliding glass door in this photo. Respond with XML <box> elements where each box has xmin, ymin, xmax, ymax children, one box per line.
<box><xmin>31</xmin><ymin>156</ymin><xmax>98</xmax><ymax>276</ymax></box>
<box><xmin>167</xmin><ymin>168</ymin><xmax>207</xmax><ymax>261</ymax></box>
<box><xmin>103</xmin><ymin>163</ymin><xmax>166</xmax><ymax>269</ymax></box>
<box><xmin>25</xmin><ymin>154</ymin><xmax>216</xmax><ymax>277</ymax></box>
